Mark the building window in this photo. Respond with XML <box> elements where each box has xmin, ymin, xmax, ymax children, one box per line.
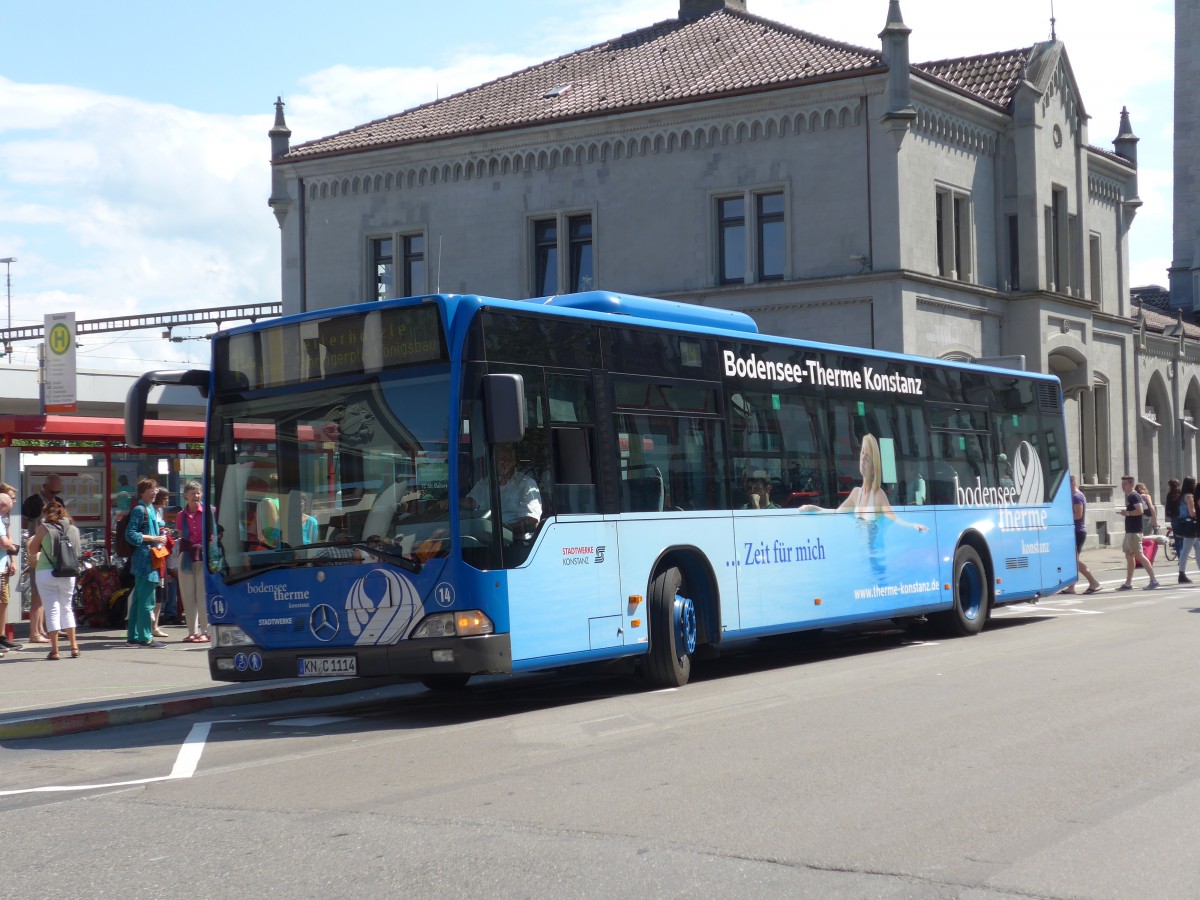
<box><xmin>1046</xmin><ymin>187</ymin><xmax>1068</xmax><ymax>292</ymax></box>
<box><xmin>1089</xmin><ymin>234</ymin><xmax>1102</xmax><ymax>302</ymax></box>
<box><xmin>371</xmin><ymin>234</ymin><xmax>425</xmax><ymax>300</ymax></box>
<box><xmin>568</xmin><ymin>215</ymin><xmax>593</xmax><ymax>291</ymax></box>
<box><xmin>717</xmin><ymin>190</ymin><xmax>787</xmax><ymax>285</ymax></box>
<box><xmin>936</xmin><ymin>188</ymin><xmax>972</xmax><ymax>282</ymax></box>
<box><xmin>718</xmin><ymin>197</ymin><xmax>746</xmax><ymax>284</ymax></box>
<box><xmin>402</xmin><ymin>234</ymin><xmax>426</xmax><ymax>296</ymax></box>
<box><xmin>372</xmin><ymin>238</ymin><xmax>394</xmax><ymax>301</ymax></box>
<box><xmin>530</xmin><ymin>212</ymin><xmax>596</xmax><ymax>296</ymax></box>
<box><xmin>1007</xmin><ymin>215</ymin><xmax>1020</xmax><ymax>291</ymax></box>
<box><xmin>757</xmin><ymin>193</ymin><xmax>785</xmax><ymax>281</ymax></box>
<box><xmin>533</xmin><ymin>218</ymin><xmax>558</xmax><ymax>295</ymax></box>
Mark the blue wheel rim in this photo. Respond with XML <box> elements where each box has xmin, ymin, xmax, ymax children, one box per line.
<box><xmin>959</xmin><ymin>562</ymin><xmax>983</xmax><ymax>620</ymax></box>
<box><xmin>674</xmin><ymin>593</ymin><xmax>697</xmax><ymax>655</ymax></box>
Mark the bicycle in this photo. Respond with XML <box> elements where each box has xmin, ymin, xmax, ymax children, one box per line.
<box><xmin>1162</xmin><ymin>525</ymin><xmax>1178</xmax><ymax>561</ymax></box>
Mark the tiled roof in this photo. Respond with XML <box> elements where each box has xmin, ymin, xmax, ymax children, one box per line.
<box><xmin>286</xmin><ymin>9</ymin><xmax>882</xmax><ymax>161</ymax></box>
<box><xmin>1132</xmin><ymin>285</ymin><xmax>1171</xmax><ymax>311</ymax></box>
<box><xmin>1087</xmin><ymin>143</ymin><xmax>1136</xmax><ymax>168</ymax></box>
<box><xmin>1136</xmin><ymin>304</ymin><xmax>1200</xmax><ymax>339</ymax></box>
<box><xmin>284</xmin><ymin>9</ymin><xmax>1045</xmax><ymax>162</ymax></box>
<box><xmin>914</xmin><ymin>48</ymin><xmax>1032</xmax><ymax>109</ymax></box>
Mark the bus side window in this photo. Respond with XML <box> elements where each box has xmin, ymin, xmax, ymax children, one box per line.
<box><xmin>551</xmin><ymin>427</ymin><xmax>597</xmax><ymax>514</ymax></box>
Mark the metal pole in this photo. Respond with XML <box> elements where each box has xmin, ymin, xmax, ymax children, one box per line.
<box><xmin>0</xmin><ymin>257</ymin><xmax>15</xmax><ymax>364</ymax></box>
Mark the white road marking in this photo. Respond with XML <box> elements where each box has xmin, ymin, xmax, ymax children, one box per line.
<box><xmin>0</xmin><ymin>721</ymin><xmax>213</xmax><ymax>797</ymax></box>
<box><xmin>992</xmin><ymin>602</ymin><xmax>1103</xmax><ymax>617</ymax></box>
<box><xmin>0</xmin><ymin>713</ymin><xmax>364</xmax><ymax>798</ymax></box>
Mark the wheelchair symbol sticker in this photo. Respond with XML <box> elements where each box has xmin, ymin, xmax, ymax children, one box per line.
<box><xmin>234</xmin><ymin>653</ymin><xmax>248</xmax><ymax>672</ymax></box>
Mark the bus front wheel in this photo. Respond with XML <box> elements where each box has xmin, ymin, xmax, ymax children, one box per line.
<box><xmin>643</xmin><ymin>566</ymin><xmax>696</xmax><ymax>688</ymax></box>
<box><xmin>932</xmin><ymin>545</ymin><xmax>989</xmax><ymax>637</ymax></box>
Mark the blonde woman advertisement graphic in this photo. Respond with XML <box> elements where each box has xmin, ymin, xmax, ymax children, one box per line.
<box><xmin>802</xmin><ymin>434</ymin><xmax>928</xmax><ymax>531</ymax></box>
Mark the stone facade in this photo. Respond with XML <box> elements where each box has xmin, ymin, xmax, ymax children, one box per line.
<box><xmin>1170</xmin><ymin>0</ymin><xmax>1199</xmax><ymax>312</ymax></box>
<box><xmin>267</xmin><ymin>0</ymin><xmax>1161</xmax><ymax>542</ymax></box>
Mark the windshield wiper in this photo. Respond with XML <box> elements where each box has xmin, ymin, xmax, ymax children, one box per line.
<box><xmin>223</xmin><ymin>542</ymin><xmax>424</xmax><ymax>581</ymax></box>
<box><xmin>347</xmin><ymin>542</ymin><xmax>423</xmax><ymax>574</ymax></box>
<box><xmin>224</xmin><ymin>561</ymin><xmax>305</xmax><ymax>585</ymax></box>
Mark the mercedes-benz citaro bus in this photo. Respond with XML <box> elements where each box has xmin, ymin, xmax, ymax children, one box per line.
<box><xmin>125</xmin><ymin>291</ymin><xmax>1075</xmax><ymax>690</ymax></box>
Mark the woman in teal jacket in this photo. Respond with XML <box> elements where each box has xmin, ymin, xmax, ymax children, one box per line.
<box><xmin>125</xmin><ymin>477</ymin><xmax>168</xmax><ymax>647</ymax></box>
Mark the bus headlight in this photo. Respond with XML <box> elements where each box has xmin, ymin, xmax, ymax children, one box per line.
<box><xmin>411</xmin><ymin>611</ymin><xmax>494</xmax><ymax>639</ymax></box>
<box><xmin>212</xmin><ymin>625</ymin><xmax>256</xmax><ymax>647</ymax></box>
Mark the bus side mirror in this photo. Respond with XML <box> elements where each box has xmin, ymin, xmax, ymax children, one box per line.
<box><xmin>484</xmin><ymin>374</ymin><xmax>526</xmax><ymax>444</ymax></box>
<box><xmin>124</xmin><ymin>369</ymin><xmax>210</xmax><ymax>447</ymax></box>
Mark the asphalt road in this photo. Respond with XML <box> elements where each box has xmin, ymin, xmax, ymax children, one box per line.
<box><xmin>2</xmin><ymin>583</ymin><xmax>1199</xmax><ymax>899</ymax></box>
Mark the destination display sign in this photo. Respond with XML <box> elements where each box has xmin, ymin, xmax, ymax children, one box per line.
<box><xmin>218</xmin><ymin>304</ymin><xmax>446</xmax><ymax>392</ymax></box>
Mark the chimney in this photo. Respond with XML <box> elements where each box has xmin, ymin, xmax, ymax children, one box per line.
<box><xmin>679</xmin><ymin>0</ymin><xmax>746</xmax><ymax>21</ymax></box>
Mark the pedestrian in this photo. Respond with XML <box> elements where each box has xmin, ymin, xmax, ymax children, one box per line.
<box><xmin>20</xmin><ymin>474</ymin><xmax>63</xmax><ymax>644</ymax></box>
<box><xmin>151</xmin><ymin>487</ymin><xmax>173</xmax><ymax>638</ymax></box>
<box><xmin>1177</xmin><ymin>476</ymin><xmax>1199</xmax><ymax>583</ymax></box>
<box><xmin>174</xmin><ymin>480</ymin><xmax>210</xmax><ymax>643</ymax></box>
<box><xmin>1135</xmin><ymin>482</ymin><xmax>1158</xmax><ymax>536</ymax></box>
<box><xmin>1064</xmin><ymin>475</ymin><xmax>1101</xmax><ymax>594</ymax></box>
<box><xmin>1116</xmin><ymin>475</ymin><xmax>1158</xmax><ymax>590</ymax></box>
<box><xmin>1164</xmin><ymin>479</ymin><xmax>1184</xmax><ymax>556</ymax></box>
<box><xmin>0</xmin><ymin>483</ymin><xmax>21</xmax><ymax>654</ymax></box>
<box><xmin>24</xmin><ymin>501</ymin><xmax>81</xmax><ymax>660</ymax></box>
<box><xmin>125</xmin><ymin>478</ymin><xmax>168</xmax><ymax>648</ymax></box>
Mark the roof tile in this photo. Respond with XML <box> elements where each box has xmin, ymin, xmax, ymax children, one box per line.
<box><xmin>286</xmin><ymin>10</ymin><xmax>880</xmax><ymax>161</ymax></box>
<box><xmin>285</xmin><ymin>10</ymin><xmax>1042</xmax><ymax>162</ymax></box>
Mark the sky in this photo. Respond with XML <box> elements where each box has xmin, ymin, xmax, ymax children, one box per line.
<box><xmin>0</xmin><ymin>0</ymin><xmax>1176</xmax><ymax>372</ymax></box>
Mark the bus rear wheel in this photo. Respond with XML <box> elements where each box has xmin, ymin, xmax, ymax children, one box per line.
<box><xmin>931</xmin><ymin>545</ymin><xmax>989</xmax><ymax>637</ymax></box>
<box><xmin>642</xmin><ymin>566</ymin><xmax>696</xmax><ymax>688</ymax></box>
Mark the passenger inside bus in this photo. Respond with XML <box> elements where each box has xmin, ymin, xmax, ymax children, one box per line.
<box><xmin>741</xmin><ymin>469</ymin><xmax>779</xmax><ymax>509</ymax></box>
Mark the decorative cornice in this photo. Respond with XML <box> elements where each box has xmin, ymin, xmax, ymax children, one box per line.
<box><xmin>1040</xmin><ymin>58</ymin><xmax>1083</xmax><ymax>138</ymax></box>
<box><xmin>1088</xmin><ymin>172</ymin><xmax>1122</xmax><ymax>205</ymax></box>
<box><xmin>910</xmin><ymin>103</ymin><xmax>997</xmax><ymax>156</ymax></box>
<box><xmin>741</xmin><ymin>296</ymin><xmax>870</xmax><ymax>315</ymax></box>
<box><xmin>915</xmin><ymin>294</ymin><xmax>1003</xmax><ymax>319</ymax></box>
<box><xmin>301</xmin><ymin>98</ymin><xmax>867</xmax><ymax>201</ymax></box>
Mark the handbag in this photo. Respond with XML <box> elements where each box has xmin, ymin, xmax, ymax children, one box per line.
<box><xmin>150</xmin><ymin>544</ymin><xmax>170</xmax><ymax>576</ymax></box>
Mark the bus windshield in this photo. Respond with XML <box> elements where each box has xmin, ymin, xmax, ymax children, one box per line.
<box><xmin>208</xmin><ymin>368</ymin><xmax>452</xmax><ymax>577</ymax></box>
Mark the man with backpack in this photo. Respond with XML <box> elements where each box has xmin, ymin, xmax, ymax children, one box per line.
<box><xmin>24</xmin><ymin>500</ymin><xmax>81</xmax><ymax>660</ymax></box>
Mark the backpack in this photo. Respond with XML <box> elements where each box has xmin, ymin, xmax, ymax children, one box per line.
<box><xmin>80</xmin><ymin>565</ymin><xmax>123</xmax><ymax>627</ymax></box>
<box><xmin>114</xmin><ymin>510</ymin><xmax>135</xmax><ymax>558</ymax></box>
<box><xmin>48</xmin><ymin>521</ymin><xmax>83</xmax><ymax>578</ymax></box>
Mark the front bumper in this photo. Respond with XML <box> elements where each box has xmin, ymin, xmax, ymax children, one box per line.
<box><xmin>208</xmin><ymin>633</ymin><xmax>512</xmax><ymax>682</ymax></box>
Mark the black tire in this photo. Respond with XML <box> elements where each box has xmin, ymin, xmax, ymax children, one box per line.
<box><xmin>421</xmin><ymin>674</ymin><xmax>471</xmax><ymax>691</ymax></box>
<box><xmin>931</xmin><ymin>545</ymin><xmax>989</xmax><ymax>637</ymax></box>
<box><xmin>642</xmin><ymin>566</ymin><xmax>697</xmax><ymax>688</ymax></box>
<box><xmin>1163</xmin><ymin>535</ymin><xmax>1177</xmax><ymax>562</ymax></box>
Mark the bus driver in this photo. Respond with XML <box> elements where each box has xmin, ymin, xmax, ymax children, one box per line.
<box><xmin>464</xmin><ymin>445</ymin><xmax>542</xmax><ymax>535</ymax></box>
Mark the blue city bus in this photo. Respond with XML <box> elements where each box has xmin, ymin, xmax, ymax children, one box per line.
<box><xmin>125</xmin><ymin>291</ymin><xmax>1075</xmax><ymax>689</ymax></box>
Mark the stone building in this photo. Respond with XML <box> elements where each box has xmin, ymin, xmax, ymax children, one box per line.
<box><xmin>266</xmin><ymin>0</ymin><xmax>1148</xmax><ymax>540</ymax></box>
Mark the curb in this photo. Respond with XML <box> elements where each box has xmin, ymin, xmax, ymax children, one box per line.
<box><xmin>0</xmin><ymin>676</ymin><xmax>397</xmax><ymax>741</ymax></box>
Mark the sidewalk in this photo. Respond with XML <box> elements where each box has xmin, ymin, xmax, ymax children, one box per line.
<box><xmin>0</xmin><ymin>543</ymin><xmax>1165</xmax><ymax>741</ymax></box>
<box><xmin>0</xmin><ymin>622</ymin><xmax>393</xmax><ymax>740</ymax></box>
